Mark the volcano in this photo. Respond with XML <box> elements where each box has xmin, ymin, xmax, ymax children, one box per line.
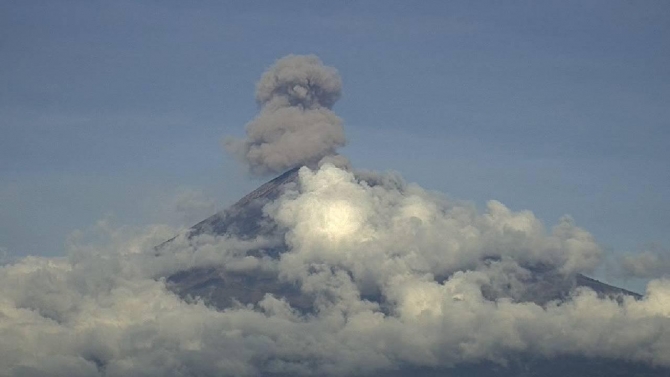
<box><xmin>156</xmin><ymin>166</ymin><xmax>667</xmax><ymax>377</ymax></box>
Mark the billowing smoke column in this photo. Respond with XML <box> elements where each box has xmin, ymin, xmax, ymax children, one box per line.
<box><xmin>225</xmin><ymin>55</ymin><xmax>347</xmax><ymax>175</ymax></box>
<box><xmin>1</xmin><ymin>55</ymin><xmax>670</xmax><ymax>376</ymax></box>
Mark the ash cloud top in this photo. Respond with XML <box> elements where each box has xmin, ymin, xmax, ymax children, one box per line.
<box><xmin>225</xmin><ymin>55</ymin><xmax>347</xmax><ymax>175</ymax></box>
<box><xmin>255</xmin><ymin>54</ymin><xmax>342</xmax><ymax>110</ymax></box>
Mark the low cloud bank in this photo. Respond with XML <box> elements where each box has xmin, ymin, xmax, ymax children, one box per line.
<box><xmin>1</xmin><ymin>165</ymin><xmax>669</xmax><ymax>376</ymax></box>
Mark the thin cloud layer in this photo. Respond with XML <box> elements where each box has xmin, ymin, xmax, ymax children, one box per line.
<box><xmin>619</xmin><ymin>247</ymin><xmax>670</xmax><ymax>279</ymax></box>
<box><xmin>225</xmin><ymin>55</ymin><xmax>347</xmax><ymax>175</ymax></box>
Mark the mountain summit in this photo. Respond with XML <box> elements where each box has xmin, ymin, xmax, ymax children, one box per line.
<box><xmin>159</xmin><ymin>166</ymin><xmax>666</xmax><ymax>377</ymax></box>
<box><xmin>164</xmin><ymin>167</ymin><xmax>639</xmax><ymax>310</ymax></box>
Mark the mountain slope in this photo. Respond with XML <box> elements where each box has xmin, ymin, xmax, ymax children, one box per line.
<box><xmin>163</xmin><ymin>166</ymin><xmax>640</xmax><ymax>310</ymax></box>
<box><xmin>159</xmin><ymin>167</ymin><xmax>666</xmax><ymax>377</ymax></box>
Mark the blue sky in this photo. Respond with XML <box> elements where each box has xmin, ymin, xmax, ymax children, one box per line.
<box><xmin>1</xmin><ymin>1</ymin><xmax>668</xmax><ymax>289</ymax></box>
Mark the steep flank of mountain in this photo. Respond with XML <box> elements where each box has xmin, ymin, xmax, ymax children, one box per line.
<box><xmin>576</xmin><ymin>273</ymin><xmax>642</xmax><ymax>300</ymax></box>
<box><xmin>188</xmin><ymin>166</ymin><xmax>301</xmax><ymax>240</ymax></box>
<box><xmin>163</xmin><ymin>167</ymin><xmax>642</xmax><ymax>311</ymax></box>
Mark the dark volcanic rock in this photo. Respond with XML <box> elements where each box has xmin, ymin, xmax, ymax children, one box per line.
<box><xmin>166</xmin><ymin>266</ymin><xmax>313</xmax><ymax>312</ymax></box>
<box><xmin>576</xmin><ymin>273</ymin><xmax>642</xmax><ymax>300</ymax></box>
<box><xmin>161</xmin><ymin>166</ymin><xmax>305</xmax><ymax>309</ymax></box>
<box><xmin>189</xmin><ymin>166</ymin><xmax>300</xmax><ymax>241</ymax></box>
